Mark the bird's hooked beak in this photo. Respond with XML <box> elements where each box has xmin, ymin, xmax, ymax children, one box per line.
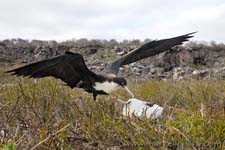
<box><xmin>123</xmin><ymin>86</ymin><xmax>134</xmax><ymax>98</ymax></box>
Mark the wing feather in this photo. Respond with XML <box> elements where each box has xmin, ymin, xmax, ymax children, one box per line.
<box><xmin>6</xmin><ymin>51</ymin><xmax>99</xmax><ymax>88</ymax></box>
<box><xmin>105</xmin><ymin>32</ymin><xmax>196</xmax><ymax>74</ymax></box>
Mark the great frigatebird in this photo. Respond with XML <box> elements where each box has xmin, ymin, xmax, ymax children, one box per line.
<box><xmin>6</xmin><ymin>32</ymin><xmax>195</xmax><ymax>100</ymax></box>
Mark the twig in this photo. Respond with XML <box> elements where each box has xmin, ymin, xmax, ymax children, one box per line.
<box><xmin>13</xmin><ymin>124</ymin><xmax>20</xmax><ymax>142</ymax></box>
<box><xmin>168</xmin><ymin>103</ymin><xmax>177</xmax><ymax>120</ymax></box>
<box><xmin>167</xmin><ymin>126</ymin><xmax>197</xmax><ymax>150</ymax></box>
<box><xmin>200</xmin><ymin>103</ymin><xmax>205</xmax><ymax>118</ymax></box>
<box><xmin>0</xmin><ymin>102</ymin><xmax>9</xmax><ymax>111</ymax></box>
<box><xmin>116</xmin><ymin>99</ymin><xmax>128</xmax><ymax>105</ymax></box>
<box><xmin>30</xmin><ymin>123</ymin><xmax>71</xmax><ymax>150</ymax></box>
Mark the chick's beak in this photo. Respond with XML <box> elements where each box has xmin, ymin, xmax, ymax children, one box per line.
<box><xmin>124</xmin><ymin>86</ymin><xmax>134</xmax><ymax>98</ymax></box>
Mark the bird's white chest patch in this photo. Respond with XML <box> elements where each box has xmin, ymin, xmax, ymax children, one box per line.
<box><xmin>93</xmin><ymin>81</ymin><xmax>119</xmax><ymax>94</ymax></box>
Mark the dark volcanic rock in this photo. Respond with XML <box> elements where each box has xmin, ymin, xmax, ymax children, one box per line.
<box><xmin>0</xmin><ymin>39</ymin><xmax>224</xmax><ymax>80</ymax></box>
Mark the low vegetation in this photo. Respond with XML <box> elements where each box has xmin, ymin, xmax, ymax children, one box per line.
<box><xmin>0</xmin><ymin>68</ymin><xmax>225</xmax><ymax>150</ymax></box>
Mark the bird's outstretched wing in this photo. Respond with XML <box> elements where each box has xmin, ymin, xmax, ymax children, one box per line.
<box><xmin>6</xmin><ymin>51</ymin><xmax>100</xmax><ymax>88</ymax></box>
<box><xmin>105</xmin><ymin>32</ymin><xmax>196</xmax><ymax>75</ymax></box>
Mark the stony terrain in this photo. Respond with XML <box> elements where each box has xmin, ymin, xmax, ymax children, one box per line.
<box><xmin>0</xmin><ymin>38</ymin><xmax>225</xmax><ymax>80</ymax></box>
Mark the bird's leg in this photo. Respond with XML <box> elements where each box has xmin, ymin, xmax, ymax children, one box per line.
<box><xmin>93</xmin><ymin>91</ymin><xmax>98</xmax><ymax>101</ymax></box>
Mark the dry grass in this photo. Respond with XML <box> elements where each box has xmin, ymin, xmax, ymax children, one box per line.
<box><xmin>0</xmin><ymin>67</ymin><xmax>225</xmax><ymax>150</ymax></box>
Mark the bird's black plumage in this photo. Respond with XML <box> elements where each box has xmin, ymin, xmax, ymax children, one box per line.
<box><xmin>6</xmin><ymin>32</ymin><xmax>196</xmax><ymax>100</ymax></box>
<box><xmin>6</xmin><ymin>51</ymin><xmax>103</xmax><ymax>88</ymax></box>
<box><xmin>105</xmin><ymin>32</ymin><xmax>196</xmax><ymax>75</ymax></box>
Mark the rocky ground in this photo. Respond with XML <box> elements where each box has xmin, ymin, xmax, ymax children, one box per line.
<box><xmin>0</xmin><ymin>38</ymin><xmax>224</xmax><ymax>80</ymax></box>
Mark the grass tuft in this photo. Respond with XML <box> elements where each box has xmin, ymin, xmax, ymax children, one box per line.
<box><xmin>0</xmin><ymin>68</ymin><xmax>225</xmax><ymax>149</ymax></box>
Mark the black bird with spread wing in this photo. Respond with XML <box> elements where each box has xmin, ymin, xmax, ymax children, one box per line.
<box><xmin>6</xmin><ymin>32</ymin><xmax>195</xmax><ymax>100</ymax></box>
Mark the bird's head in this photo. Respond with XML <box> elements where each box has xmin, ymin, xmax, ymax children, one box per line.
<box><xmin>113</xmin><ymin>77</ymin><xmax>134</xmax><ymax>98</ymax></box>
<box><xmin>113</xmin><ymin>77</ymin><xmax>127</xmax><ymax>86</ymax></box>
